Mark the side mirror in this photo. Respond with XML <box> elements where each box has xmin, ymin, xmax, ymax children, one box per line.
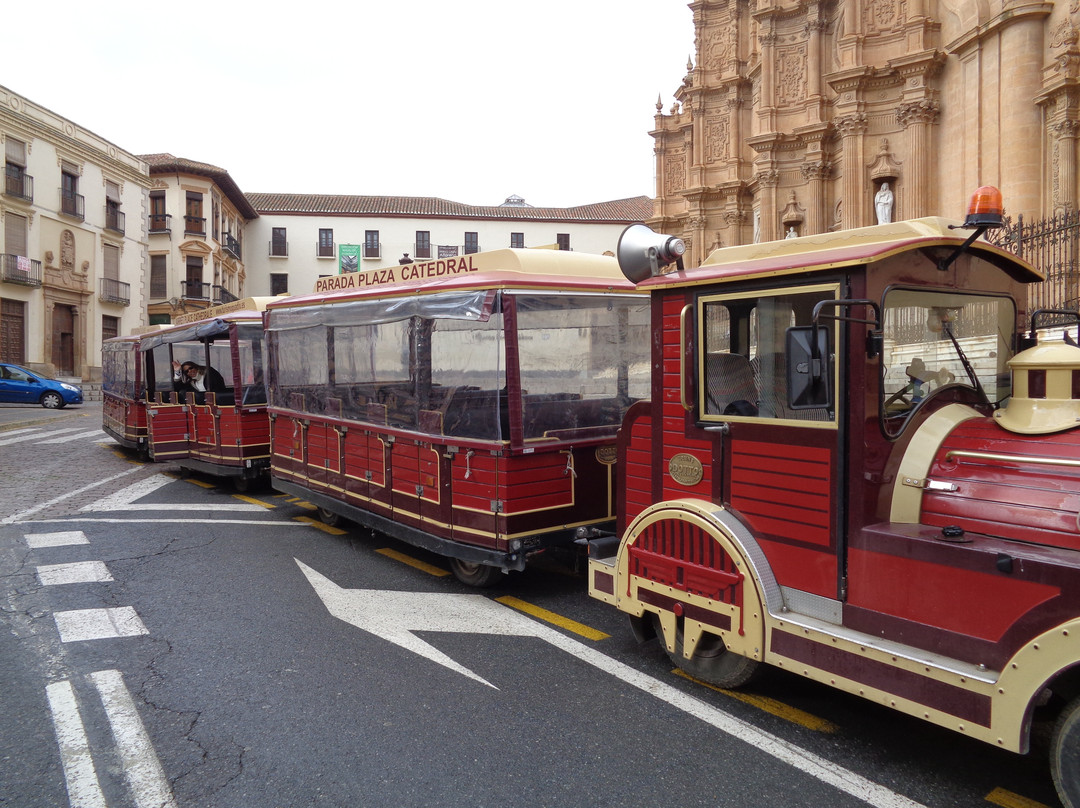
<box><xmin>786</xmin><ymin>326</ymin><xmax>832</xmax><ymax>409</ymax></box>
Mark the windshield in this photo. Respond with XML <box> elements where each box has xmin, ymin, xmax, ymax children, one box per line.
<box><xmin>881</xmin><ymin>289</ymin><xmax>1014</xmax><ymax>435</ymax></box>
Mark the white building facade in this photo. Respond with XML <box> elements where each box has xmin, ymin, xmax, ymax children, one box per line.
<box><xmin>141</xmin><ymin>154</ymin><xmax>257</xmax><ymax>325</ymax></box>
<box><xmin>0</xmin><ymin>84</ymin><xmax>149</xmax><ymax>380</ymax></box>
<box><xmin>243</xmin><ymin>194</ymin><xmax>654</xmax><ymax>297</ymax></box>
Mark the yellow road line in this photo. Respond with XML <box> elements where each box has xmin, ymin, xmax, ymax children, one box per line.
<box><xmin>495</xmin><ymin>596</ymin><xmax>610</xmax><ymax>641</ymax></box>
<box><xmin>232</xmin><ymin>494</ymin><xmax>275</xmax><ymax>509</ymax></box>
<box><xmin>290</xmin><ymin>499</ymin><xmax>317</xmax><ymax>510</ymax></box>
<box><xmin>985</xmin><ymin>787</ymin><xmax>1053</xmax><ymax>808</ymax></box>
<box><xmin>376</xmin><ymin>547</ymin><xmax>450</xmax><ymax>577</ymax></box>
<box><xmin>672</xmin><ymin>669</ymin><xmax>838</xmax><ymax>733</ymax></box>
<box><xmin>293</xmin><ymin>515</ymin><xmax>347</xmax><ymax>535</ymax></box>
<box><xmin>183</xmin><ymin>477</ymin><xmax>215</xmax><ymax>489</ymax></box>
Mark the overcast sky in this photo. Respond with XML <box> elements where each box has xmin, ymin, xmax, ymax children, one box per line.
<box><xmin>3</xmin><ymin>1</ymin><xmax>694</xmax><ymax>208</ymax></box>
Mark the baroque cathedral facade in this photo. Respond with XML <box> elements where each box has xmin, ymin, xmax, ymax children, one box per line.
<box><xmin>652</xmin><ymin>0</ymin><xmax>1079</xmax><ymax>266</ymax></box>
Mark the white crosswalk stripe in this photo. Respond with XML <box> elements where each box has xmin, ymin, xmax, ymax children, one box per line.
<box><xmin>38</xmin><ymin>429</ymin><xmax>107</xmax><ymax>444</ymax></box>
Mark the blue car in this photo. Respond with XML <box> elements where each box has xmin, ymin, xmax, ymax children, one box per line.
<box><xmin>0</xmin><ymin>363</ymin><xmax>83</xmax><ymax>408</ymax></box>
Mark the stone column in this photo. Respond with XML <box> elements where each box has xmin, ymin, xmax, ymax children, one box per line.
<box><xmin>834</xmin><ymin>113</ymin><xmax>868</xmax><ymax>228</ymax></box>
<box><xmin>1054</xmin><ymin>119</ymin><xmax>1079</xmax><ymax>213</ymax></box>
<box><xmin>897</xmin><ymin>101</ymin><xmax>940</xmax><ymax>218</ymax></box>
<box><xmin>757</xmin><ymin>169</ymin><xmax>781</xmax><ymax>240</ymax></box>
<box><xmin>801</xmin><ymin>161</ymin><xmax>831</xmax><ymax>234</ymax></box>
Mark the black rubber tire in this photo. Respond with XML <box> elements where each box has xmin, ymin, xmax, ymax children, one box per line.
<box><xmin>1052</xmin><ymin>696</ymin><xmax>1080</xmax><ymax>808</ymax></box>
<box><xmin>657</xmin><ymin>614</ymin><xmax>759</xmax><ymax>689</ymax></box>
<box><xmin>449</xmin><ymin>558</ymin><xmax>503</xmax><ymax>587</ymax></box>
<box><xmin>316</xmin><ymin>506</ymin><xmax>342</xmax><ymax>527</ymax></box>
<box><xmin>40</xmin><ymin>391</ymin><xmax>64</xmax><ymax>409</ymax></box>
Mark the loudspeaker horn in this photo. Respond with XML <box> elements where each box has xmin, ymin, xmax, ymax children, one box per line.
<box><xmin>616</xmin><ymin>224</ymin><xmax>686</xmax><ymax>283</ymax></box>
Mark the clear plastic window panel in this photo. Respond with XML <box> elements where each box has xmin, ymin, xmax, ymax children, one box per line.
<box><xmin>427</xmin><ymin>313</ymin><xmax>505</xmax><ymax>439</ymax></box>
<box><xmin>515</xmin><ymin>294</ymin><xmax>650</xmax><ymax>440</ymax></box>
<box><xmin>881</xmin><ymin>290</ymin><xmax>1014</xmax><ymax>428</ymax></box>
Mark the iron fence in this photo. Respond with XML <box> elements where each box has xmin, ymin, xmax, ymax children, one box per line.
<box><xmin>986</xmin><ymin>211</ymin><xmax>1080</xmax><ymax>328</ymax></box>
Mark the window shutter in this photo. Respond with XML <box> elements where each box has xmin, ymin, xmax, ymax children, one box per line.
<box><xmin>106</xmin><ymin>181</ymin><xmax>120</xmax><ymax>201</ymax></box>
<box><xmin>104</xmin><ymin>244</ymin><xmax>119</xmax><ymax>280</ymax></box>
<box><xmin>4</xmin><ymin>212</ymin><xmax>27</xmax><ymax>256</ymax></box>
<box><xmin>5</xmin><ymin>138</ymin><xmax>25</xmax><ymax>166</ymax></box>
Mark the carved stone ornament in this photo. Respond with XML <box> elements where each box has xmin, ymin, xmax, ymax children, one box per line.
<box><xmin>869</xmin><ymin>138</ymin><xmax>903</xmax><ymax>181</ymax></box>
<box><xmin>60</xmin><ymin>231</ymin><xmax>75</xmax><ymax>271</ymax></box>
<box><xmin>781</xmin><ymin>191</ymin><xmax>805</xmax><ymax>225</ymax></box>
<box><xmin>896</xmin><ymin>100</ymin><xmax>940</xmax><ymax>128</ymax></box>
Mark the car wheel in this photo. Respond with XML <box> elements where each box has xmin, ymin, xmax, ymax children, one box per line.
<box><xmin>40</xmin><ymin>391</ymin><xmax>64</xmax><ymax>409</ymax></box>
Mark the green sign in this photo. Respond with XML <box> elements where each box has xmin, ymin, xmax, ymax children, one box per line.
<box><xmin>339</xmin><ymin>244</ymin><xmax>361</xmax><ymax>273</ymax></box>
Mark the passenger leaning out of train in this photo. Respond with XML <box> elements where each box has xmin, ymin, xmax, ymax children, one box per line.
<box><xmin>172</xmin><ymin>360</ymin><xmax>226</xmax><ymax>402</ymax></box>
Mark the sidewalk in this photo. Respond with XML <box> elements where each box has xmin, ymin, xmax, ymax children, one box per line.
<box><xmin>0</xmin><ymin>401</ymin><xmax>103</xmax><ymax>433</ymax></box>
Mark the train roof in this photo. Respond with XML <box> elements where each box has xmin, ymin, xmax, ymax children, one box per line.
<box><xmin>138</xmin><ymin>299</ymin><xmax>275</xmax><ymax>351</ymax></box>
<box><xmin>275</xmin><ymin>248</ymin><xmax>638</xmax><ymax>311</ymax></box>
<box><xmin>639</xmin><ymin>217</ymin><xmax>1043</xmax><ymax>289</ymax></box>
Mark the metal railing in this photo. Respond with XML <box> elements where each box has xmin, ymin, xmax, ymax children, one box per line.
<box><xmin>223</xmin><ymin>232</ymin><xmax>242</xmax><ymax>260</ymax></box>
<box><xmin>4</xmin><ymin>166</ymin><xmax>33</xmax><ymax>201</ymax></box>
<box><xmin>60</xmin><ymin>189</ymin><xmax>85</xmax><ymax>220</ymax></box>
<box><xmin>181</xmin><ymin>280</ymin><xmax>210</xmax><ymax>300</ymax></box>
<box><xmin>184</xmin><ymin>215</ymin><xmax>206</xmax><ymax>236</ymax></box>
<box><xmin>317</xmin><ymin>241</ymin><xmax>335</xmax><ymax>258</ymax></box>
<box><xmin>99</xmin><ymin>277</ymin><xmax>131</xmax><ymax>305</ymax></box>
<box><xmin>149</xmin><ymin>213</ymin><xmax>171</xmax><ymax>234</ymax></box>
<box><xmin>213</xmin><ymin>285</ymin><xmax>239</xmax><ymax>305</ymax></box>
<box><xmin>105</xmin><ymin>207</ymin><xmax>125</xmax><ymax>235</ymax></box>
<box><xmin>269</xmin><ymin>239</ymin><xmax>288</xmax><ymax>257</ymax></box>
<box><xmin>987</xmin><ymin>212</ymin><xmax>1080</xmax><ymax>328</ymax></box>
<box><xmin>0</xmin><ymin>254</ymin><xmax>42</xmax><ymax>286</ymax></box>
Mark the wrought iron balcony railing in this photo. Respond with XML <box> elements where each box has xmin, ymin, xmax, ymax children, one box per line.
<box><xmin>181</xmin><ymin>280</ymin><xmax>210</xmax><ymax>300</ymax></box>
<box><xmin>4</xmin><ymin>166</ymin><xmax>33</xmax><ymax>202</ymax></box>
<box><xmin>0</xmin><ymin>254</ymin><xmax>43</xmax><ymax>287</ymax></box>
<box><xmin>105</xmin><ymin>207</ymin><xmax>126</xmax><ymax>235</ymax></box>
<box><xmin>223</xmin><ymin>232</ymin><xmax>242</xmax><ymax>260</ymax></box>
<box><xmin>149</xmin><ymin>213</ymin><xmax>172</xmax><ymax>234</ymax></box>
<box><xmin>99</xmin><ymin>277</ymin><xmax>131</xmax><ymax>305</ymax></box>
<box><xmin>184</xmin><ymin>216</ymin><xmax>206</xmax><ymax>236</ymax></box>
<box><xmin>213</xmin><ymin>286</ymin><xmax>239</xmax><ymax>305</ymax></box>
<box><xmin>60</xmin><ymin>189</ymin><xmax>85</xmax><ymax>220</ymax></box>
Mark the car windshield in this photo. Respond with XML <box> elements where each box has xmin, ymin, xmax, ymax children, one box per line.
<box><xmin>881</xmin><ymin>289</ymin><xmax>1014</xmax><ymax>435</ymax></box>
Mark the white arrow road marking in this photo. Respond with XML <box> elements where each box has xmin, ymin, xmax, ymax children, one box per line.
<box><xmin>297</xmin><ymin>559</ymin><xmax>928</xmax><ymax>808</ymax></box>
<box><xmin>79</xmin><ymin>473</ymin><xmax>264</xmax><ymax>512</ymax></box>
<box><xmin>1</xmin><ymin>466</ymin><xmax>142</xmax><ymax>524</ymax></box>
<box><xmin>38</xmin><ymin>429</ymin><xmax>107</xmax><ymax>444</ymax></box>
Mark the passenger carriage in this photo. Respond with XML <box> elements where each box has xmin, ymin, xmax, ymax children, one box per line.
<box><xmin>264</xmin><ymin>248</ymin><xmax>650</xmax><ymax>585</ymax></box>
<box><xmin>139</xmin><ymin>298</ymin><xmax>276</xmax><ymax>489</ymax></box>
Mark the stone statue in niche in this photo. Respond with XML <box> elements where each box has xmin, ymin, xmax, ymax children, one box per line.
<box><xmin>875</xmin><ymin>182</ymin><xmax>894</xmax><ymax>224</ymax></box>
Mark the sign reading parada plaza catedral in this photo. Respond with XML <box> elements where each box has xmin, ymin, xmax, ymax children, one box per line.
<box><xmin>314</xmin><ymin>255</ymin><xmax>480</xmax><ymax>293</ymax></box>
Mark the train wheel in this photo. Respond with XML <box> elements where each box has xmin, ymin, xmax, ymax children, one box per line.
<box><xmin>316</xmin><ymin>507</ymin><xmax>342</xmax><ymax>527</ymax></box>
<box><xmin>658</xmin><ymin>615</ymin><xmax>759</xmax><ymax>689</ymax></box>
<box><xmin>449</xmin><ymin>559</ymin><xmax>502</xmax><ymax>587</ymax></box>
<box><xmin>233</xmin><ymin>476</ymin><xmax>251</xmax><ymax>493</ymax></box>
<box><xmin>1052</xmin><ymin>696</ymin><xmax>1080</xmax><ymax>808</ymax></box>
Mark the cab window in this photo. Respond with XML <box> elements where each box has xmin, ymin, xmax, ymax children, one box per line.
<box><xmin>699</xmin><ymin>285</ymin><xmax>837</xmax><ymax>423</ymax></box>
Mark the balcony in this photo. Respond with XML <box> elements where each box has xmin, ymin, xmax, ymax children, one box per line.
<box><xmin>317</xmin><ymin>241</ymin><xmax>335</xmax><ymax>258</ymax></box>
<box><xmin>269</xmin><ymin>239</ymin><xmax>288</xmax><ymax>257</ymax></box>
<box><xmin>223</xmin><ymin>232</ymin><xmax>242</xmax><ymax>260</ymax></box>
<box><xmin>149</xmin><ymin>213</ymin><xmax>171</xmax><ymax>234</ymax></box>
<box><xmin>184</xmin><ymin>216</ymin><xmax>206</xmax><ymax>236</ymax></box>
<box><xmin>414</xmin><ymin>243</ymin><xmax>432</xmax><ymax>259</ymax></box>
<box><xmin>60</xmin><ymin>189</ymin><xmax>85</xmax><ymax>220</ymax></box>
<box><xmin>99</xmin><ymin>277</ymin><xmax>131</xmax><ymax>305</ymax></box>
<box><xmin>180</xmin><ymin>280</ymin><xmax>210</xmax><ymax>300</ymax></box>
<box><xmin>363</xmin><ymin>244</ymin><xmax>381</xmax><ymax>259</ymax></box>
<box><xmin>1</xmin><ymin>254</ymin><xmax>43</xmax><ymax>287</ymax></box>
<box><xmin>213</xmin><ymin>285</ymin><xmax>239</xmax><ymax>305</ymax></box>
<box><xmin>105</xmin><ymin>207</ymin><xmax>126</xmax><ymax>235</ymax></box>
<box><xmin>4</xmin><ymin>166</ymin><xmax>33</xmax><ymax>202</ymax></box>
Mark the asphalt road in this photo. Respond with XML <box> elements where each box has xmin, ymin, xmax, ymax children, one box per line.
<box><xmin>0</xmin><ymin>406</ymin><xmax>1065</xmax><ymax>808</ymax></box>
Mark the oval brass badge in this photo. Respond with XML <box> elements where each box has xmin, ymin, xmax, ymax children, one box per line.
<box><xmin>668</xmin><ymin>453</ymin><xmax>704</xmax><ymax>486</ymax></box>
<box><xmin>595</xmin><ymin>445</ymin><xmax>618</xmax><ymax>465</ymax></box>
